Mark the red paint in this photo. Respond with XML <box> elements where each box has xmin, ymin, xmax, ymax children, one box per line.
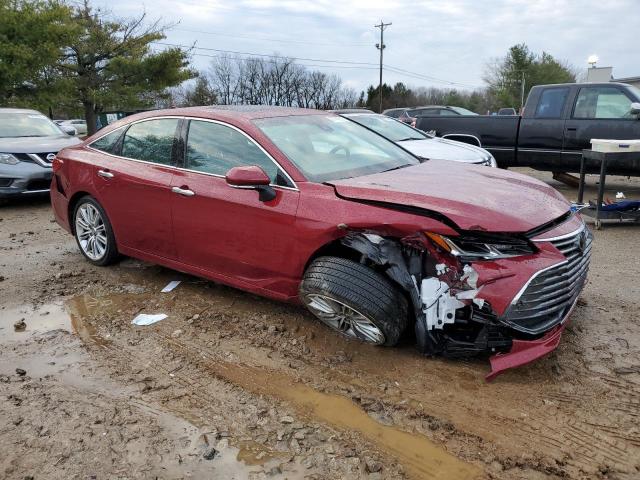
<box><xmin>486</xmin><ymin>317</ymin><xmax>573</xmax><ymax>381</ymax></box>
<box><xmin>225</xmin><ymin>165</ymin><xmax>271</xmax><ymax>186</ymax></box>
<box><xmin>50</xmin><ymin>107</ymin><xmax>585</xmax><ymax>378</ymax></box>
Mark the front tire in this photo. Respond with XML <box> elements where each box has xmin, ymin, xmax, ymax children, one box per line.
<box><xmin>73</xmin><ymin>196</ymin><xmax>119</xmax><ymax>266</ymax></box>
<box><xmin>299</xmin><ymin>256</ymin><xmax>408</xmax><ymax>346</ymax></box>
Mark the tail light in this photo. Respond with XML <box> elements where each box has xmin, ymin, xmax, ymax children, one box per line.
<box><xmin>52</xmin><ymin>156</ymin><xmax>64</xmax><ymax>173</ymax></box>
<box><xmin>411</xmin><ymin>119</ymin><xmax>416</xmax><ymax>127</ymax></box>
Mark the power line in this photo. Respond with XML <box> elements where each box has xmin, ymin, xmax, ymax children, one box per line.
<box><xmin>154</xmin><ymin>42</ymin><xmax>379</xmax><ymax>66</ymax></box>
<box><xmin>385</xmin><ymin>65</ymin><xmax>483</xmax><ymax>89</ymax></box>
<box><xmin>186</xmin><ymin>51</ymin><xmax>378</xmax><ymax>71</ymax></box>
<box><xmin>172</xmin><ymin>28</ymin><xmax>371</xmax><ymax>48</ymax></box>
<box><xmin>155</xmin><ymin>42</ymin><xmax>484</xmax><ymax>89</ymax></box>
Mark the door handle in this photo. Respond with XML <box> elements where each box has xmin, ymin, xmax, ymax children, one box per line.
<box><xmin>97</xmin><ymin>169</ymin><xmax>114</xmax><ymax>179</ymax></box>
<box><xmin>566</xmin><ymin>127</ymin><xmax>577</xmax><ymax>132</ymax></box>
<box><xmin>171</xmin><ymin>186</ymin><xmax>195</xmax><ymax>197</ymax></box>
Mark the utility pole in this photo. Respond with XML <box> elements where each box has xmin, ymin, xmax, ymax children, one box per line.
<box><xmin>375</xmin><ymin>20</ymin><xmax>391</xmax><ymax>113</ymax></box>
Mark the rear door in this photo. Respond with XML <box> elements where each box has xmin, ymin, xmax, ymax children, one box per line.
<box><xmin>517</xmin><ymin>86</ymin><xmax>570</xmax><ymax>170</ymax></box>
<box><xmin>91</xmin><ymin>117</ymin><xmax>180</xmax><ymax>259</ymax></box>
<box><xmin>562</xmin><ymin>85</ymin><xmax>640</xmax><ymax>170</ymax></box>
<box><xmin>170</xmin><ymin>119</ymin><xmax>299</xmax><ymax>290</ymax></box>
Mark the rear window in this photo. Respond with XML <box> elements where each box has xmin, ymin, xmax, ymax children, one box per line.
<box><xmin>535</xmin><ymin>88</ymin><xmax>569</xmax><ymax>119</ymax></box>
<box><xmin>121</xmin><ymin>119</ymin><xmax>179</xmax><ymax>165</ymax></box>
<box><xmin>90</xmin><ymin>128</ymin><xmax>123</xmax><ymax>154</ymax></box>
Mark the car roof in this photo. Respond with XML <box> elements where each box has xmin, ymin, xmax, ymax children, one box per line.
<box><xmin>0</xmin><ymin>108</ymin><xmax>45</xmax><ymax>115</ymax></box>
<box><xmin>330</xmin><ymin>109</ymin><xmax>376</xmax><ymax>114</ymax></box>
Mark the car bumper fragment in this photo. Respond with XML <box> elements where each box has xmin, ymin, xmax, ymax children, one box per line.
<box><xmin>486</xmin><ymin>324</ymin><xmax>565</xmax><ymax>381</ymax></box>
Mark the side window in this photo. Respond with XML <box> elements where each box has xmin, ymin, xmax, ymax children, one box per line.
<box><xmin>121</xmin><ymin>118</ymin><xmax>179</xmax><ymax>165</ymax></box>
<box><xmin>386</xmin><ymin>110</ymin><xmax>401</xmax><ymax>118</ymax></box>
<box><xmin>535</xmin><ymin>88</ymin><xmax>569</xmax><ymax>119</ymax></box>
<box><xmin>573</xmin><ymin>87</ymin><xmax>634</xmax><ymax>119</ymax></box>
<box><xmin>185</xmin><ymin>120</ymin><xmax>285</xmax><ymax>185</ymax></box>
<box><xmin>89</xmin><ymin>128</ymin><xmax>124</xmax><ymax>155</ymax></box>
<box><xmin>440</xmin><ymin>109</ymin><xmax>458</xmax><ymax>116</ymax></box>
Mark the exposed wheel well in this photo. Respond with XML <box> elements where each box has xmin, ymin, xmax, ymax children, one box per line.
<box><xmin>303</xmin><ymin>239</ymin><xmax>361</xmax><ymax>273</ymax></box>
<box><xmin>302</xmin><ymin>237</ymin><xmax>417</xmax><ymax>330</ymax></box>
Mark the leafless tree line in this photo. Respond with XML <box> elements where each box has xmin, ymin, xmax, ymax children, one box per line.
<box><xmin>168</xmin><ymin>55</ymin><xmax>359</xmax><ymax>110</ymax></box>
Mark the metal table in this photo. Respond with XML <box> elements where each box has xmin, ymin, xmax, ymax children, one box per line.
<box><xmin>577</xmin><ymin>149</ymin><xmax>640</xmax><ymax>230</ymax></box>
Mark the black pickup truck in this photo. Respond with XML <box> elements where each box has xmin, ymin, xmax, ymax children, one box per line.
<box><xmin>415</xmin><ymin>82</ymin><xmax>640</xmax><ymax>175</ymax></box>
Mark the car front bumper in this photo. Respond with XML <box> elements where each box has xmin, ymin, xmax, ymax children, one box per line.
<box><xmin>0</xmin><ymin>161</ymin><xmax>52</xmax><ymax>198</ymax></box>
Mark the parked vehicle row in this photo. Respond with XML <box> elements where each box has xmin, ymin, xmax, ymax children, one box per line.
<box><xmin>49</xmin><ymin>106</ymin><xmax>591</xmax><ymax>379</ymax></box>
<box><xmin>413</xmin><ymin>82</ymin><xmax>640</xmax><ymax>175</ymax></box>
<box><xmin>383</xmin><ymin>106</ymin><xmax>478</xmax><ymax>126</ymax></box>
<box><xmin>335</xmin><ymin>110</ymin><xmax>496</xmax><ymax>166</ymax></box>
<box><xmin>0</xmin><ymin>109</ymin><xmax>81</xmax><ymax>198</ymax></box>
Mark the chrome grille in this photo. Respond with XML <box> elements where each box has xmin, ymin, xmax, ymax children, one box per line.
<box><xmin>503</xmin><ymin>227</ymin><xmax>592</xmax><ymax>334</ymax></box>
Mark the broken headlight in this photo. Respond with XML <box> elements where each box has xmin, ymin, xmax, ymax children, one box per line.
<box><xmin>426</xmin><ymin>232</ymin><xmax>535</xmax><ymax>261</ymax></box>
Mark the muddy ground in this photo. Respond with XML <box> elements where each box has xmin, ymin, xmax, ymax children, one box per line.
<box><xmin>1</xmin><ymin>168</ymin><xmax>639</xmax><ymax>480</ymax></box>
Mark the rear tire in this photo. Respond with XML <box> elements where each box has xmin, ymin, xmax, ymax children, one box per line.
<box><xmin>72</xmin><ymin>196</ymin><xmax>119</xmax><ymax>266</ymax></box>
<box><xmin>300</xmin><ymin>256</ymin><xmax>408</xmax><ymax>346</ymax></box>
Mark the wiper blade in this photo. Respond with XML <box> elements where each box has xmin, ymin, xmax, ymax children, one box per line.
<box><xmin>381</xmin><ymin>164</ymin><xmax>413</xmax><ymax>172</ymax></box>
<box><xmin>396</xmin><ymin>137</ymin><xmax>423</xmax><ymax>142</ymax></box>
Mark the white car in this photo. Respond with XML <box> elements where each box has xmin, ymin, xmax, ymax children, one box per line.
<box><xmin>338</xmin><ymin>111</ymin><xmax>497</xmax><ymax>167</ymax></box>
<box><xmin>58</xmin><ymin>119</ymin><xmax>88</xmax><ymax>135</ymax></box>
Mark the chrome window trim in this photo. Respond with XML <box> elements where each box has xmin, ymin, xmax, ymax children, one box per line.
<box><xmin>86</xmin><ymin>115</ymin><xmax>299</xmax><ymax>192</ymax></box>
<box><xmin>441</xmin><ymin>133</ymin><xmax>482</xmax><ymax>147</ymax></box>
<box><xmin>532</xmin><ymin>223</ymin><xmax>585</xmax><ymax>243</ymax></box>
<box><xmin>183</xmin><ymin>117</ymin><xmax>298</xmax><ymax>190</ymax></box>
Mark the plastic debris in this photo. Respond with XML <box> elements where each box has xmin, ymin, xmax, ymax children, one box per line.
<box><xmin>616</xmin><ymin>192</ymin><xmax>626</xmax><ymax>200</ymax></box>
<box><xmin>161</xmin><ymin>280</ymin><xmax>181</xmax><ymax>293</ymax></box>
<box><xmin>131</xmin><ymin>313</ymin><xmax>168</xmax><ymax>326</ymax></box>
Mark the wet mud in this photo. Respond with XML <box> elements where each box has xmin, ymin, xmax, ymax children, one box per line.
<box><xmin>2</xmin><ymin>170</ymin><xmax>640</xmax><ymax>479</ymax></box>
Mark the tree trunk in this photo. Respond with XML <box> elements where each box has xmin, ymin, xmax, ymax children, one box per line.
<box><xmin>84</xmin><ymin>102</ymin><xmax>97</xmax><ymax>136</ymax></box>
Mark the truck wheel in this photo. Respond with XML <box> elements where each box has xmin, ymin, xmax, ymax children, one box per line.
<box><xmin>299</xmin><ymin>256</ymin><xmax>408</xmax><ymax>346</ymax></box>
<box><xmin>73</xmin><ymin>196</ymin><xmax>119</xmax><ymax>266</ymax></box>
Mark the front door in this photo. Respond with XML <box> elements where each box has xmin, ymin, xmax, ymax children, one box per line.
<box><xmin>563</xmin><ymin>85</ymin><xmax>640</xmax><ymax>171</ymax></box>
<box><xmin>518</xmin><ymin>86</ymin><xmax>570</xmax><ymax>170</ymax></box>
<box><xmin>170</xmin><ymin>119</ymin><xmax>299</xmax><ymax>295</ymax></box>
<box><xmin>92</xmin><ymin>118</ymin><xmax>181</xmax><ymax>259</ymax></box>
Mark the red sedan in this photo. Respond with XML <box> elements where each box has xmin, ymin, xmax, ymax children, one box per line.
<box><xmin>50</xmin><ymin>106</ymin><xmax>591</xmax><ymax>379</ymax></box>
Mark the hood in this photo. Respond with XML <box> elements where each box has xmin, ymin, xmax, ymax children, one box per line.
<box><xmin>328</xmin><ymin>159</ymin><xmax>570</xmax><ymax>232</ymax></box>
<box><xmin>399</xmin><ymin>137</ymin><xmax>490</xmax><ymax>163</ymax></box>
<box><xmin>0</xmin><ymin>135</ymin><xmax>82</xmax><ymax>154</ymax></box>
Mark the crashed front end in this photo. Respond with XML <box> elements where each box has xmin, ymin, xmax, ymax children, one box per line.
<box><xmin>342</xmin><ymin>214</ymin><xmax>592</xmax><ymax>380</ymax></box>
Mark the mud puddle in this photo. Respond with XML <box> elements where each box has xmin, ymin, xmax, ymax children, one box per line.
<box><xmin>166</xmin><ymin>337</ymin><xmax>481</xmax><ymax>480</ymax></box>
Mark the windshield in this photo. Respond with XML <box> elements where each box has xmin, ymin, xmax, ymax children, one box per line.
<box><xmin>0</xmin><ymin>112</ymin><xmax>65</xmax><ymax>138</ymax></box>
<box><xmin>254</xmin><ymin>114</ymin><xmax>420</xmax><ymax>182</ymax></box>
<box><xmin>345</xmin><ymin>114</ymin><xmax>426</xmax><ymax>142</ymax></box>
<box><xmin>450</xmin><ymin>107</ymin><xmax>478</xmax><ymax>115</ymax></box>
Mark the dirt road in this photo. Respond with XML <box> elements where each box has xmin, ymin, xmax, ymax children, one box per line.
<box><xmin>1</xmin><ymin>169</ymin><xmax>639</xmax><ymax>479</ymax></box>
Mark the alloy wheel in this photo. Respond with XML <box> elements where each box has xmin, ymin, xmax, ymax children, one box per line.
<box><xmin>304</xmin><ymin>294</ymin><xmax>385</xmax><ymax>344</ymax></box>
<box><xmin>75</xmin><ymin>203</ymin><xmax>108</xmax><ymax>261</ymax></box>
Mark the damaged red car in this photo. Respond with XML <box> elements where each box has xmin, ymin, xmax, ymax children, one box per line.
<box><xmin>50</xmin><ymin>106</ymin><xmax>592</xmax><ymax>379</ymax></box>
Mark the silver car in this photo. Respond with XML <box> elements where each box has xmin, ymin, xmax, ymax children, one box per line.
<box><xmin>0</xmin><ymin>109</ymin><xmax>82</xmax><ymax>198</ymax></box>
<box><xmin>338</xmin><ymin>111</ymin><xmax>497</xmax><ymax>167</ymax></box>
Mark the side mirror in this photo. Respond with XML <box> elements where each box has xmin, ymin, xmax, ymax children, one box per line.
<box><xmin>225</xmin><ymin>165</ymin><xmax>276</xmax><ymax>202</ymax></box>
<box><xmin>61</xmin><ymin>125</ymin><xmax>77</xmax><ymax>136</ymax></box>
<box><xmin>631</xmin><ymin>102</ymin><xmax>640</xmax><ymax>116</ymax></box>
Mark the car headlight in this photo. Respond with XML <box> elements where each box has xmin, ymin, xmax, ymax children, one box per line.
<box><xmin>483</xmin><ymin>154</ymin><xmax>497</xmax><ymax>168</ymax></box>
<box><xmin>0</xmin><ymin>153</ymin><xmax>20</xmax><ymax>165</ymax></box>
<box><xmin>425</xmin><ymin>232</ymin><xmax>535</xmax><ymax>260</ymax></box>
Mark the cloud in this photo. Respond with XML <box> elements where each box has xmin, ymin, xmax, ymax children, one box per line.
<box><xmin>94</xmin><ymin>0</ymin><xmax>640</xmax><ymax>91</ymax></box>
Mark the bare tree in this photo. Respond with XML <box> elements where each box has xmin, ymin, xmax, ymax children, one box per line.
<box><xmin>206</xmin><ymin>55</ymin><xmax>357</xmax><ymax>110</ymax></box>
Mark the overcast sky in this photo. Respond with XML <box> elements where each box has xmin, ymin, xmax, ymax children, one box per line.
<box><xmin>95</xmin><ymin>0</ymin><xmax>640</xmax><ymax>92</ymax></box>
